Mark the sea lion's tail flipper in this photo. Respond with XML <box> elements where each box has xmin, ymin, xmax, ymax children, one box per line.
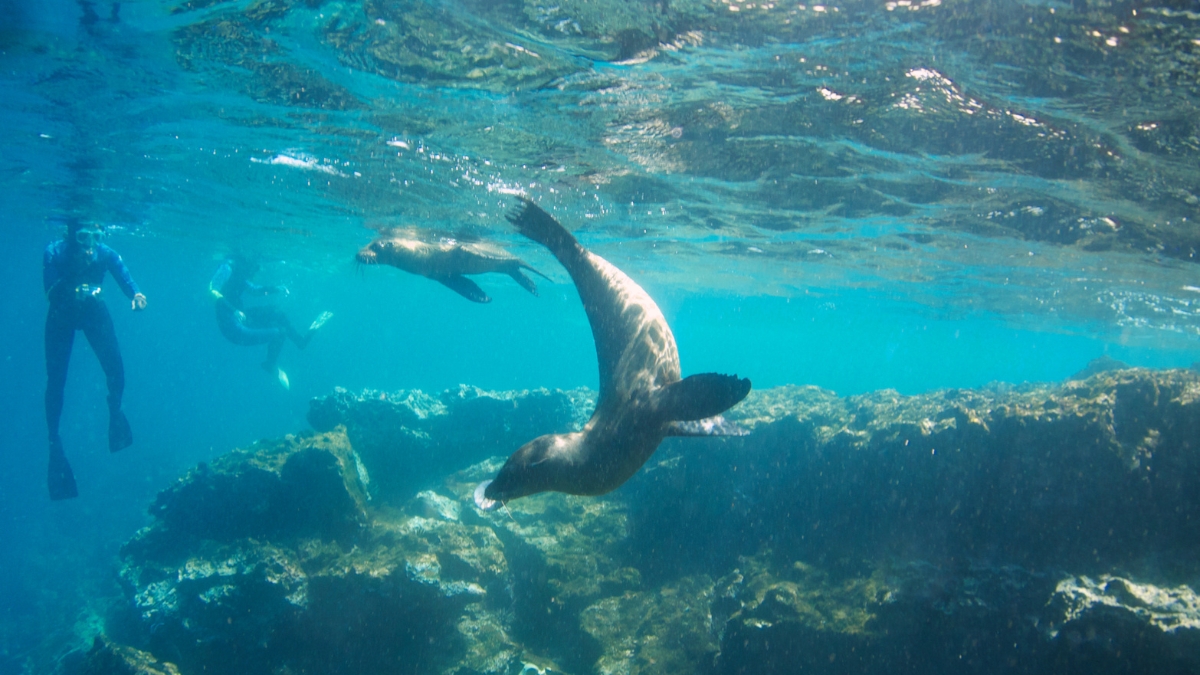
<box><xmin>667</xmin><ymin>416</ymin><xmax>749</xmax><ymax>437</ymax></box>
<box><xmin>508</xmin><ymin>269</ymin><xmax>540</xmax><ymax>296</ymax></box>
<box><xmin>521</xmin><ymin>261</ymin><xmax>552</xmax><ymax>281</ymax></box>
<box><xmin>657</xmin><ymin>373</ymin><xmax>751</xmax><ymax>421</ymax></box>
<box><xmin>439</xmin><ymin>275</ymin><xmax>492</xmax><ymax>303</ymax></box>
<box><xmin>506</xmin><ymin>198</ymin><xmax>580</xmax><ymax>260</ymax></box>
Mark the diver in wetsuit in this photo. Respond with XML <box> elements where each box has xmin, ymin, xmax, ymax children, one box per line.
<box><xmin>43</xmin><ymin>221</ymin><xmax>147</xmax><ymax>500</ymax></box>
<box><xmin>209</xmin><ymin>255</ymin><xmax>331</xmax><ymax>390</ymax></box>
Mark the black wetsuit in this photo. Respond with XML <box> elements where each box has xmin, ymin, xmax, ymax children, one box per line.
<box><xmin>43</xmin><ymin>240</ymin><xmax>140</xmax><ymax>457</ymax></box>
<box><xmin>210</xmin><ymin>262</ymin><xmax>307</xmax><ymax>370</ymax></box>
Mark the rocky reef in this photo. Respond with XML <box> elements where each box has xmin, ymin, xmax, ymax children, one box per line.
<box><xmin>67</xmin><ymin>368</ymin><xmax>1200</xmax><ymax>674</ymax></box>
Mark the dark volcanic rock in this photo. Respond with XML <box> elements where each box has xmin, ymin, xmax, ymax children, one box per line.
<box><xmin>110</xmin><ymin>424</ymin><xmax>632</xmax><ymax>675</ymax></box>
<box><xmin>58</xmin><ymin>637</ymin><xmax>181</xmax><ymax>675</ymax></box>
<box><xmin>307</xmin><ymin>384</ymin><xmax>595</xmax><ymax>504</ymax></box>
<box><xmin>1069</xmin><ymin>354</ymin><xmax>1130</xmax><ymax>381</ymax></box>
<box><xmin>628</xmin><ymin>368</ymin><xmax>1200</xmax><ymax>581</ymax></box>
<box><xmin>96</xmin><ymin>369</ymin><xmax>1200</xmax><ymax>675</ymax></box>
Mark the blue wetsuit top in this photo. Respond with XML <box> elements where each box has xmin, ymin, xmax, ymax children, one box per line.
<box><xmin>210</xmin><ymin>262</ymin><xmax>279</xmax><ymax>311</ymax></box>
<box><xmin>43</xmin><ymin>241</ymin><xmax>140</xmax><ymax>305</ymax></box>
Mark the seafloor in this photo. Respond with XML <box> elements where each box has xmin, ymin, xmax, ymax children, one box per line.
<box><xmin>61</xmin><ymin>367</ymin><xmax>1200</xmax><ymax>675</ymax></box>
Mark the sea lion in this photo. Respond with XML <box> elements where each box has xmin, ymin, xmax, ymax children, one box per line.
<box><xmin>474</xmin><ymin>198</ymin><xmax>751</xmax><ymax>510</ymax></box>
<box><xmin>356</xmin><ymin>229</ymin><xmax>549</xmax><ymax>303</ymax></box>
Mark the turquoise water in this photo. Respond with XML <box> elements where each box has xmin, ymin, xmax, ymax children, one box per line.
<box><xmin>2</xmin><ymin>0</ymin><xmax>1200</xmax><ymax>671</ymax></box>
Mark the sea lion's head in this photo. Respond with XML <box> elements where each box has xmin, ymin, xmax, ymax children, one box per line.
<box><xmin>474</xmin><ymin>433</ymin><xmax>576</xmax><ymax>510</ymax></box>
<box><xmin>357</xmin><ymin>236</ymin><xmax>423</xmax><ymax>268</ymax></box>
<box><xmin>356</xmin><ymin>239</ymin><xmax>383</xmax><ymax>265</ymax></box>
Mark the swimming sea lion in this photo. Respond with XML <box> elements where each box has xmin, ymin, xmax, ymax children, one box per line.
<box><xmin>474</xmin><ymin>198</ymin><xmax>751</xmax><ymax>510</ymax></box>
<box><xmin>356</xmin><ymin>229</ymin><xmax>549</xmax><ymax>303</ymax></box>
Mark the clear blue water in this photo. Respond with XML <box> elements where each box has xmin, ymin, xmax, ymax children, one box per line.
<box><xmin>2</xmin><ymin>0</ymin><xmax>1199</xmax><ymax>670</ymax></box>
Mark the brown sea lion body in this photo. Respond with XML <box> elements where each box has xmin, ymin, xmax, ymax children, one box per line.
<box><xmin>357</xmin><ymin>229</ymin><xmax>547</xmax><ymax>303</ymax></box>
<box><xmin>474</xmin><ymin>199</ymin><xmax>751</xmax><ymax>510</ymax></box>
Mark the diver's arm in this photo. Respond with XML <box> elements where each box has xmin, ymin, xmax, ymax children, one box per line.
<box><xmin>103</xmin><ymin>245</ymin><xmax>146</xmax><ymax>310</ymax></box>
<box><xmin>43</xmin><ymin>244</ymin><xmax>63</xmax><ymax>299</ymax></box>
<box><xmin>209</xmin><ymin>263</ymin><xmax>231</xmax><ymax>299</ymax></box>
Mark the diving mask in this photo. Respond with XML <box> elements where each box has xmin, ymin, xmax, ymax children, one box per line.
<box><xmin>75</xmin><ymin>228</ymin><xmax>104</xmax><ymax>248</ymax></box>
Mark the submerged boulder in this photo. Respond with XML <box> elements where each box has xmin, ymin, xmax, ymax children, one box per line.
<box><xmin>628</xmin><ymin>367</ymin><xmax>1200</xmax><ymax>581</ymax></box>
<box><xmin>95</xmin><ymin>369</ymin><xmax>1200</xmax><ymax>675</ymax></box>
<box><xmin>56</xmin><ymin>637</ymin><xmax>181</xmax><ymax>675</ymax></box>
<box><xmin>307</xmin><ymin>385</ymin><xmax>595</xmax><ymax>504</ymax></box>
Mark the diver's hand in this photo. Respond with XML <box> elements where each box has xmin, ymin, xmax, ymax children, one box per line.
<box><xmin>132</xmin><ymin>293</ymin><xmax>147</xmax><ymax>311</ymax></box>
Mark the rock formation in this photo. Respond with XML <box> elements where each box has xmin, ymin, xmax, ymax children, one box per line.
<box><xmin>65</xmin><ymin>368</ymin><xmax>1200</xmax><ymax>675</ymax></box>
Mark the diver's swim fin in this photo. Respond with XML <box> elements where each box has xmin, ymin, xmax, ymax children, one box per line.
<box><xmin>276</xmin><ymin>368</ymin><xmax>291</xmax><ymax>390</ymax></box>
<box><xmin>48</xmin><ymin>439</ymin><xmax>78</xmax><ymax>500</ymax></box>
<box><xmin>109</xmin><ymin>410</ymin><xmax>133</xmax><ymax>453</ymax></box>
<box><xmin>308</xmin><ymin>311</ymin><xmax>333</xmax><ymax>333</ymax></box>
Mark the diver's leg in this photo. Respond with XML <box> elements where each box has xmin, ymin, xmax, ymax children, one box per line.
<box><xmin>258</xmin><ymin>330</ymin><xmax>288</xmax><ymax>390</ymax></box>
<box><xmin>286</xmin><ymin>312</ymin><xmax>334</xmax><ymax>349</ymax></box>
<box><xmin>254</xmin><ymin>307</ymin><xmax>309</xmax><ymax>348</ymax></box>
<box><xmin>82</xmin><ymin>301</ymin><xmax>132</xmax><ymax>451</ymax></box>
<box><xmin>44</xmin><ymin>307</ymin><xmax>75</xmax><ymax>444</ymax></box>
<box><xmin>284</xmin><ymin>319</ymin><xmax>310</xmax><ymax>349</ymax></box>
<box><xmin>263</xmin><ymin>331</ymin><xmax>286</xmax><ymax>371</ymax></box>
<box><xmin>44</xmin><ymin>307</ymin><xmax>79</xmax><ymax>499</ymax></box>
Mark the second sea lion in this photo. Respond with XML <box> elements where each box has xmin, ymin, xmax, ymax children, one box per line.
<box><xmin>357</xmin><ymin>229</ymin><xmax>548</xmax><ymax>303</ymax></box>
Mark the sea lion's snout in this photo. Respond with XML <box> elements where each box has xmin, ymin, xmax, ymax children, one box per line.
<box><xmin>356</xmin><ymin>242</ymin><xmax>379</xmax><ymax>264</ymax></box>
<box><xmin>473</xmin><ymin>480</ymin><xmax>499</xmax><ymax>511</ymax></box>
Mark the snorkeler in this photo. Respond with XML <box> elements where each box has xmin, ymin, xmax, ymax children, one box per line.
<box><xmin>43</xmin><ymin>220</ymin><xmax>148</xmax><ymax>501</ymax></box>
<box><xmin>209</xmin><ymin>255</ymin><xmax>332</xmax><ymax>390</ymax></box>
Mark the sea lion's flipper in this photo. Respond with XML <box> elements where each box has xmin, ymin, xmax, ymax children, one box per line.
<box><xmin>509</xmin><ymin>197</ymin><xmax>662</xmax><ymax>399</ymax></box>
<box><xmin>667</xmin><ymin>416</ymin><xmax>749</xmax><ymax>437</ymax></box>
<box><xmin>48</xmin><ymin>439</ymin><xmax>78</xmax><ymax>500</ymax></box>
<box><xmin>508</xmin><ymin>269</ymin><xmax>539</xmax><ymax>296</ymax></box>
<box><xmin>657</xmin><ymin>373</ymin><xmax>752</xmax><ymax>421</ymax></box>
<box><xmin>506</xmin><ymin>199</ymin><xmax>580</xmax><ymax>261</ymax></box>
<box><xmin>439</xmin><ymin>275</ymin><xmax>491</xmax><ymax>303</ymax></box>
<box><xmin>521</xmin><ymin>262</ymin><xmax>552</xmax><ymax>281</ymax></box>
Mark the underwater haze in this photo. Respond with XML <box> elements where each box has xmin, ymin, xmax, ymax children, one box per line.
<box><xmin>2</xmin><ymin>0</ymin><xmax>1200</xmax><ymax>672</ymax></box>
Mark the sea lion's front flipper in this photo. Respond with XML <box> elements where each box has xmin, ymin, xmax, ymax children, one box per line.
<box><xmin>666</xmin><ymin>416</ymin><xmax>749</xmax><ymax>437</ymax></box>
<box><xmin>438</xmin><ymin>275</ymin><xmax>491</xmax><ymax>303</ymax></box>
<box><xmin>506</xmin><ymin>198</ymin><xmax>580</xmax><ymax>260</ymax></box>
<box><xmin>507</xmin><ymin>269</ymin><xmax>539</xmax><ymax>296</ymax></box>
<box><xmin>657</xmin><ymin>373</ymin><xmax>752</xmax><ymax>421</ymax></box>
